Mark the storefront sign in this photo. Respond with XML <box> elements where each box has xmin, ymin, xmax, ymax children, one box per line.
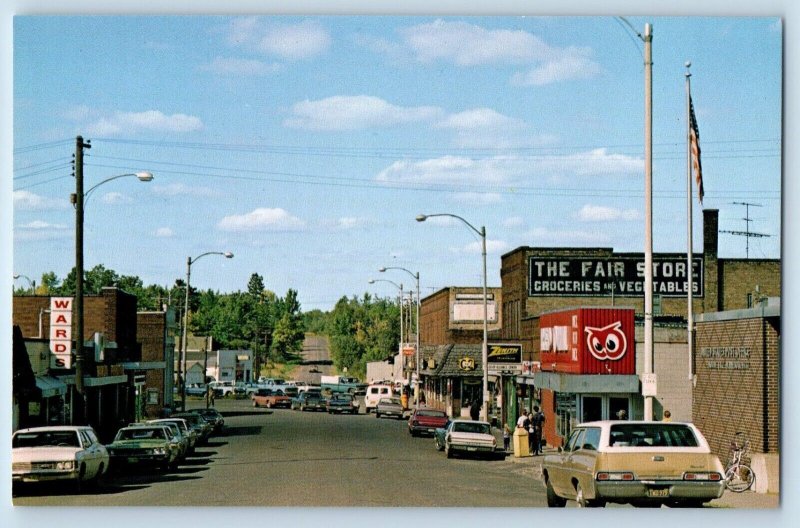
<box><xmin>528</xmin><ymin>256</ymin><xmax>703</xmax><ymax>298</ymax></box>
<box><xmin>49</xmin><ymin>297</ymin><xmax>74</xmax><ymax>369</ymax></box>
<box><xmin>699</xmin><ymin>347</ymin><xmax>751</xmax><ymax>370</ymax></box>
<box><xmin>459</xmin><ymin>357</ymin><xmax>476</xmax><ymax>371</ymax></box>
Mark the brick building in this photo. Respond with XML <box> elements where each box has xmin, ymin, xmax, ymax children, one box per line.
<box><xmin>134</xmin><ymin>308</ymin><xmax>176</xmax><ymax>419</ymax></box>
<box><xmin>12</xmin><ymin>287</ymin><xmax>163</xmax><ymax>440</ymax></box>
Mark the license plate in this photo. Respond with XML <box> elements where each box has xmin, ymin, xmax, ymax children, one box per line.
<box><xmin>127</xmin><ymin>457</ymin><xmax>139</xmax><ymax>464</ymax></box>
<box><xmin>467</xmin><ymin>447</ymin><xmax>477</xmax><ymax>451</ymax></box>
<box><xmin>647</xmin><ymin>488</ymin><xmax>669</xmax><ymax>498</ymax></box>
<box><xmin>427</xmin><ymin>428</ymin><xmax>435</xmax><ymax>432</ymax></box>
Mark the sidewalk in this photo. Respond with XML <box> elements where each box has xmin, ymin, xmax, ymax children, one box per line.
<box><xmin>496</xmin><ymin>438</ymin><xmax>779</xmax><ymax>508</ymax></box>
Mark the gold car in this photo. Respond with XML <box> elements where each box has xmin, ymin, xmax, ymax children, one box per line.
<box><xmin>542</xmin><ymin>421</ymin><xmax>725</xmax><ymax>508</ymax></box>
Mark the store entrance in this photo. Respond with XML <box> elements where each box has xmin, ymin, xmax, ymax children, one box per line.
<box><xmin>582</xmin><ymin>396</ymin><xmax>602</xmax><ymax>422</ymax></box>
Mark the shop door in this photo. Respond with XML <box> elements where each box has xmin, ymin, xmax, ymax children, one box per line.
<box><xmin>609</xmin><ymin>396</ymin><xmax>630</xmax><ymax>420</ymax></box>
<box><xmin>582</xmin><ymin>396</ymin><xmax>602</xmax><ymax>422</ymax></box>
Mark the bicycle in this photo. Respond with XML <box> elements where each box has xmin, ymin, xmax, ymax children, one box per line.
<box><xmin>724</xmin><ymin>432</ymin><xmax>755</xmax><ymax>492</ymax></box>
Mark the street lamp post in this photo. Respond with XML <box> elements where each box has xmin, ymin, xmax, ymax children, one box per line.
<box><xmin>379</xmin><ymin>266</ymin><xmax>420</xmax><ymax>408</ymax></box>
<box><xmin>73</xmin><ymin>135</ymin><xmax>153</xmax><ymax>418</ymax></box>
<box><xmin>13</xmin><ymin>274</ymin><xmax>35</xmax><ymax>294</ymax></box>
<box><xmin>417</xmin><ymin>213</ymin><xmax>489</xmax><ymax>422</ymax></box>
<box><xmin>179</xmin><ymin>251</ymin><xmax>234</xmax><ymax>411</ymax></box>
<box><xmin>368</xmin><ymin>278</ymin><xmax>404</xmax><ymax>384</ymax></box>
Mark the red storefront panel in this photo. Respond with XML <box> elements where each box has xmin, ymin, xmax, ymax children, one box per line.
<box><xmin>540</xmin><ymin>307</ymin><xmax>635</xmax><ymax>375</ymax></box>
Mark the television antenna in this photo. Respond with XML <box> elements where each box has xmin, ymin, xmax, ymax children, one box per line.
<box><xmin>719</xmin><ymin>202</ymin><xmax>771</xmax><ymax>258</ymax></box>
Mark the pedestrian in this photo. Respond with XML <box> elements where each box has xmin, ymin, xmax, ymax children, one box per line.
<box><xmin>208</xmin><ymin>385</ymin><xmax>216</xmax><ymax>407</ymax></box>
<box><xmin>528</xmin><ymin>415</ymin><xmax>536</xmax><ymax>453</ymax></box>
<box><xmin>419</xmin><ymin>391</ymin><xmax>426</xmax><ymax>406</ymax></box>
<box><xmin>469</xmin><ymin>399</ymin><xmax>481</xmax><ymax>421</ymax></box>
<box><xmin>516</xmin><ymin>409</ymin><xmax>529</xmax><ymax>429</ymax></box>
<box><xmin>662</xmin><ymin>409</ymin><xmax>672</xmax><ymax>422</ymax></box>
<box><xmin>503</xmin><ymin>424</ymin><xmax>511</xmax><ymax>451</ymax></box>
<box><xmin>616</xmin><ymin>409</ymin><xmax>627</xmax><ymax>420</ymax></box>
<box><xmin>531</xmin><ymin>405</ymin><xmax>545</xmax><ymax>455</ymax></box>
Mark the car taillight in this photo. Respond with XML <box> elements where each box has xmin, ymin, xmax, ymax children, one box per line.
<box><xmin>683</xmin><ymin>472</ymin><xmax>722</xmax><ymax>481</ymax></box>
<box><xmin>596</xmin><ymin>472</ymin><xmax>635</xmax><ymax>481</ymax></box>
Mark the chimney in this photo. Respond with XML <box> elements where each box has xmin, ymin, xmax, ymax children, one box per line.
<box><xmin>703</xmin><ymin>209</ymin><xmax>718</xmax><ymax>258</ymax></box>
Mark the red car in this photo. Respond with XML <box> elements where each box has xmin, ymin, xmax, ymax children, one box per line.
<box><xmin>408</xmin><ymin>408</ymin><xmax>449</xmax><ymax>436</ymax></box>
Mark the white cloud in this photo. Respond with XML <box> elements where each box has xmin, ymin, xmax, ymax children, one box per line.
<box><xmin>151</xmin><ymin>183</ymin><xmax>217</xmax><ymax>198</ymax></box>
<box><xmin>451</xmin><ymin>192</ymin><xmax>502</xmax><ymax>205</ymax></box>
<box><xmin>577</xmin><ymin>204</ymin><xmax>640</xmax><ymax>222</ymax></box>
<box><xmin>437</xmin><ymin>108</ymin><xmax>525</xmax><ymax>131</ymax></box>
<box><xmin>525</xmin><ymin>226</ymin><xmax>610</xmax><ymax>244</ymax></box>
<box><xmin>155</xmin><ymin>227</ymin><xmax>175</xmax><ymax>238</ymax></box>
<box><xmin>376</xmin><ymin>155</ymin><xmax>519</xmax><ymax>187</ymax></box>
<box><xmin>217</xmin><ymin>207</ymin><xmax>305</xmax><ymax>232</ymax></box>
<box><xmin>13</xmin><ymin>190</ymin><xmax>67</xmax><ymax>210</ymax></box>
<box><xmin>100</xmin><ymin>192</ymin><xmax>132</xmax><ymax>205</ymax></box>
<box><xmin>200</xmin><ymin>57</ymin><xmax>282</xmax><ymax>75</ymax></box>
<box><xmin>15</xmin><ymin>220</ymin><xmax>70</xmax><ymax>241</ymax></box>
<box><xmin>226</xmin><ymin>18</ymin><xmax>331</xmax><ymax>60</ymax></box>
<box><xmin>396</xmin><ymin>20</ymin><xmax>602</xmax><ymax>86</ymax></box>
<box><xmin>502</xmin><ymin>216</ymin><xmax>525</xmax><ymax>229</ymax></box>
<box><xmin>86</xmin><ymin>110</ymin><xmax>203</xmax><ymax>136</ymax></box>
<box><xmin>511</xmin><ymin>47</ymin><xmax>603</xmax><ymax>86</ymax></box>
<box><xmin>400</xmin><ymin>19</ymin><xmax>551</xmax><ymax>66</ymax></box>
<box><xmin>284</xmin><ymin>95</ymin><xmax>442</xmax><ymax>131</ymax></box>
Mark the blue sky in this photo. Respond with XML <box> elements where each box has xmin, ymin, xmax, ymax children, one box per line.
<box><xmin>9</xmin><ymin>13</ymin><xmax>784</xmax><ymax>311</ymax></box>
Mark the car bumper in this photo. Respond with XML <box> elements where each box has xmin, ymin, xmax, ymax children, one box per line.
<box><xmin>449</xmin><ymin>443</ymin><xmax>496</xmax><ymax>453</ymax></box>
<box><xmin>595</xmin><ymin>480</ymin><xmax>725</xmax><ymax>502</ymax></box>
<box><xmin>410</xmin><ymin>425</ymin><xmax>446</xmax><ymax>435</ymax></box>
<box><xmin>13</xmin><ymin>469</ymin><xmax>81</xmax><ymax>483</ymax></box>
<box><xmin>109</xmin><ymin>453</ymin><xmax>172</xmax><ymax>466</ymax></box>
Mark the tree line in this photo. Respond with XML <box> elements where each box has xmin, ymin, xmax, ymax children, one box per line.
<box><xmin>21</xmin><ymin>266</ymin><xmax>406</xmax><ymax>381</ymax></box>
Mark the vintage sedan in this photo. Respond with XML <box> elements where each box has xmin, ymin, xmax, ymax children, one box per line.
<box><xmin>195</xmin><ymin>408</ymin><xmax>225</xmax><ymax>433</ymax></box>
<box><xmin>106</xmin><ymin>425</ymin><xmax>180</xmax><ymax>470</ymax></box>
<box><xmin>326</xmin><ymin>393</ymin><xmax>359</xmax><ymax>414</ymax></box>
<box><xmin>149</xmin><ymin>418</ymin><xmax>197</xmax><ymax>453</ymax></box>
<box><xmin>291</xmin><ymin>391</ymin><xmax>327</xmax><ymax>411</ymax></box>
<box><xmin>375</xmin><ymin>397</ymin><xmax>404</xmax><ymax>420</ymax></box>
<box><xmin>434</xmin><ymin>419</ymin><xmax>497</xmax><ymax>458</ymax></box>
<box><xmin>408</xmin><ymin>408</ymin><xmax>449</xmax><ymax>436</ymax></box>
<box><xmin>172</xmin><ymin>411</ymin><xmax>213</xmax><ymax>443</ymax></box>
<box><xmin>12</xmin><ymin>425</ymin><xmax>109</xmax><ymax>487</ymax></box>
<box><xmin>542</xmin><ymin>421</ymin><xmax>725</xmax><ymax>508</ymax></box>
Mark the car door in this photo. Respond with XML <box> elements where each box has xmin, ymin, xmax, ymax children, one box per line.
<box><xmin>79</xmin><ymin>430</ymin><xmax>102</xmax><ymax>479</ymax></box>
<box><xmin>570</xmin><ymin>427</ymin><xmax>601</xmax><ymax>499</ymax></box>
<box><xmin>551</xmin><ymin>428</ymin><xmax>584</xmax><ymax>497</ymax></box>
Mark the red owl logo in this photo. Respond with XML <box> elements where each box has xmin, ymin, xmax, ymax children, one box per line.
<box><xmin>585</xmin><ymin>322</ymin><xmax>627</xmax><ymax>361</ymax></box>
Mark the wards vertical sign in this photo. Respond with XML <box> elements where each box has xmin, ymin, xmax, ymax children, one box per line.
<box><xmin>49</xmin><ymin>297</ymin><xmax>74</xmax><ymax>369</ymax></box>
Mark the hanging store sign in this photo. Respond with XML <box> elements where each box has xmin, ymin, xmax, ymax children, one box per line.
<box><xmin>528</xmin><ymin>256</ymin><xmax>703</xmax><ymax>298</ymax></box>
<box><xmin>459</xmin><ymin>357</ymin><xmax>476</xmax><ymax>371</ymax></box>
<box><xmin>49</xmin><ymin>297</ymin><xmax>74</xmax><ymax>369</ymax></box>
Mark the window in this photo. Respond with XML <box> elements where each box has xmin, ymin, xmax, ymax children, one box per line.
<box><xmin>565</xmin><ymin>429</ymin><xmax>584</xmax><ymax>452</ymax></box>
<box><xmin>609</xmin><ymin>424</ymin><xmax>699</xmax><ymax>448</ymax></box>
<box><xmin>581</xmin><ymin>428</ymin><xmax>601</xmax><ymax>451</ymax></box>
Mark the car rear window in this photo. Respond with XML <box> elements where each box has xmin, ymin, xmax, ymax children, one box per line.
<box><xmin>609</xmin><ymin>424</ymin><xmax>699</xmax><ymax>447</ymax></box>
<box><xmin>417</xmin><ymin>410</ymin><xmax>446</xmax><ymax>418</ymax></box>
<box><xmin>452</xmin><ymin>423</ymin><xmax>490</xmax><ymax>435</ymax></box>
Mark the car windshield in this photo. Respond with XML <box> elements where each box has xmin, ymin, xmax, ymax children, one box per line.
<box><xmin>609</xmin><ymin>424</ymin><xmax>700</xmax><ymax>447</ymax></box>
<box><xmin>13</xmin><ymin>430</ymin><xmax>81</xmax><ymax>448</ymax></box>
<box><xmin>452</xmin><ymin>422</ymin><xmax>490</xmax><ymax>435</ymax></box>
<box><xmin>173</xmin><ymin>413</ymin><xmax>203</xmax><ymax>425</ymax></box>
<box><xmin>116</xmin><ymin>428</ymin><xmax>167</xmax><ymax>441</ymax></box>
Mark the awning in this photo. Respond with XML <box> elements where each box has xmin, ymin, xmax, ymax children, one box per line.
<box><xmin>35</xmin><ymin>376</ymin><xmax>67</xmax><ymax>398</ymax></box>
<box><xmin>534</xmin><ymin>371</ymin><xmax>639</xmax><ymax>394</ymax></box>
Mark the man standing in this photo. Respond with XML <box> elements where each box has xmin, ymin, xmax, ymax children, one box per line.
<box><xmin>531</xmin><ymin>405</ymin><xmax>545</xmax><ymax>455</ymax></box>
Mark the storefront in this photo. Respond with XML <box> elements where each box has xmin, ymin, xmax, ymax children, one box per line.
<box><xmin>533</xmin><ymin>307</ymin><xmax>639</xmax><ymax>447</ymax></box>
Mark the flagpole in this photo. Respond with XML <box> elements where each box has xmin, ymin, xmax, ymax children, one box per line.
<box><xmin>686</xmin><ymin>62</ymin><xmax>695</xmax><ymax>385</ymax></box>
<box><xmin>643</xmin><ymin>23</ymin><xmax>654</xmax><ymax>421</ymax></box>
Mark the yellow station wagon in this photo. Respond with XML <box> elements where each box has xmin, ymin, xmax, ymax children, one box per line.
<box><xmin>542</xmin><ymin>420</ymin><xmax>725</xmax><ymax>508</ymax></box>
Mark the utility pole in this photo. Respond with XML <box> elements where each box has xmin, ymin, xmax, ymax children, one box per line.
<box><xmin>73</xmin><ymin>135</ymin><xmax>91</xmax><ymax>424</ymax></box>
<box><xmin>720</xmin><ymin>202</ymin><xmax>770</xmax><ymax>258</ymax></box>
<box><xmin>643</xmin><ymin>23</ymin><xmax>655</xmax><ymax>421</ymax></box>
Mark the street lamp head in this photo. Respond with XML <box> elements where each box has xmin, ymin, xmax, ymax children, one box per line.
<box><xmin>368</xmin><ymin>279</ymin><xmax>376</xmax><ymax>284</ymax></box>
<box><xmin>135</xmin><ymin>171</ymin><xmax>154</xmax><ymax>182</ymax></box>
<box><xmin>415</xmin><ymin>215</ymin><xmax>427</xmax><ymax>222</ymax></box>
<box><xmin>224</xmin><ymin>252</ymin><xmax>234</xmax><ymax>259</ymax></box>
<box><xmin>378</xmin><ymin>267</ymin><xmax>387</xmax><ymax>272</ymax></box>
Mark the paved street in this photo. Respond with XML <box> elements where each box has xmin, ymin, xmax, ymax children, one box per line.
<box><xmin>12</xmin><ymin>397</ymin><xmax>546</xmax><ymax>507</ymax></box>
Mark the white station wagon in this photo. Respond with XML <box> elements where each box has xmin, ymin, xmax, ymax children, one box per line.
<box><xmin>542</xmin><ymin>420</ymin><xmax>725</xmax><ymax>508</ymax></box>
<box><xmin>12</xmin><ymin>425</ymin><xmax>109</xmax><ymax>487</ymax></box>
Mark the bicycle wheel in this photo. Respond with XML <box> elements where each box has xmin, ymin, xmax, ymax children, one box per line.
<box><xmin>725</xmin><ymin>464</ymin><xmax>755</xmax><ymax>492</ymax></box>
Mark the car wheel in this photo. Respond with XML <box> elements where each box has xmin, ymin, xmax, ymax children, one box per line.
<box><xmin>252</xmin><ymin>400</ymin><xmax>258</xmax><ymax>407</ymax></box>
<box><xmin>376</xmin><ymin>412</ymin><xmax>381</xmax><ymax>419</ymax></box>
<box><xmin>435</xmin><ymin>436</ymin><xmax>444</xmax><ymax>451</ymax></box>
<box><xmin>575</xmin><ymin>482</ymin><xmax>590</xmax><ymax>508</ymax></box>
<box><xmin>445</xmin><ymin>444</ymin><xmax>453</xmax><ymax>458</ymax></box>
<box><xmin>546</xmin><ymin>478</ymin><xmax>567</xmax><ymax>508</ymax></box>
<box><xmin>266</xmin><ymin>401</ymin><xmax>273</xmax><ymax>408</ymax></box>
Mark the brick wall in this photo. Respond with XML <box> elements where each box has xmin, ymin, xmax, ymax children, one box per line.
<box><xmin>694</xmin><ymin>313</ymin><xmax>780</xmax><ymax>459</ymax></box>
<box><xmin>419</xmin><ymin>287</ymin><xmax>502</xmax><ymax>346</ymax></box>
<box><xmin>718</xmin><ymin>260</ymin><xmax>781</xmax><ymax>311</ymax></box>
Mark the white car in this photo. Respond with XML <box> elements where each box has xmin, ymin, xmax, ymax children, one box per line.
<box><xmin>441</xmin><ymin>419</ymin><xmax>497</xmax><ymax>459</ymax></box>
<box><xmin>12</xmin><ymin>425</ymin><xmax>109</xmax><ymax>486</ymax></box>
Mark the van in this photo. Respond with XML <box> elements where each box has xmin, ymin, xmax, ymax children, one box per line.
<box><xmin>364</xmin><ymin>384</ymin><xmax>394</xmax><ymax>412</ymax></box>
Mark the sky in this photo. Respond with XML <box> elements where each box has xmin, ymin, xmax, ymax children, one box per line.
<box><xmin>9</xmin><ymin>13</ymin><xmax>784</xmax><ymax>312</ymax></box>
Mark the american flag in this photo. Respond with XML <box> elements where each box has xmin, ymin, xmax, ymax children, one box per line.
<box><xmin>689</xmin><ymin>95</ymin><xmax>704</xmax><ymax>204</ymax></box>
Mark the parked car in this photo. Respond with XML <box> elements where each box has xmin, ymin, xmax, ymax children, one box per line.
<box><xmin>106</xmin><ymin>425</ymin><xmax>180</xmax><ymax>470</ymax></box>
<box><xmin>252</xmin><ymin>388</ymin><xmax>292</xmax><ymax>409</ymax></box>
<box><xmin>541</xmin><ymin>421</ymin><xmax>725</xmax><ymax>508</ymax></box>
<box><xmin>209</xmin><ymin>380</ymin><xmax>246</xmax><ymax>398</ymax></box>
<box><xmin>194</xmin><ymin>408</ymin><xmax>225</xmax><ymax>433</ymax></box>
<box><xmin>375</xmin><ymin>397</ymin><xmax>404</xmax><ymax>420</ymax></box>
<box><xmin>364</xmin><ymin>384</ymin><xmax>393</xmax><ymax>413</ymax></box>
<box><xmin>172</xmin><ymin>411</ymin><xmax>213</xmax><ymax>442</ymax></box>
<box><xmin>434</xmin><ymin>419</ymin><xmax>497</xmax><ymax>459</ymax></box>
<box><xmin>241</xmin><ymin>382</ymin><xmax>260</xmax><ymax>396</ymax></box>
<box><xmin>142</xmin><ymin>421</ymin><xmax>189</xmax><ymax>461</ymax></box>
<box><xmin>149</xmin><ymin>418</ymin><xmax>197</xmax><ymax>453</ymax></box>
<box><xmin>326</xmin><ymin>393</ymin><xmax>359</xmax><ymax>414</ymax></box>
<box><xmin>291</xmin><ymin>391</ymin><xmax>327</xmax><ymax>412</ymax></box>
<box><xmin>12</xmin><ymin>425</ymin><xmax>109</xmax><ymax>487</ymax></box>
<box><xmin>408</xmin><ymin>408</ymin><xmax>449</xmax><ymax>436</ymax></box>
<box><xmin>185</xmin><ymin>383</ymin><xmax>208</xmax><ymax>397</ymax></box>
